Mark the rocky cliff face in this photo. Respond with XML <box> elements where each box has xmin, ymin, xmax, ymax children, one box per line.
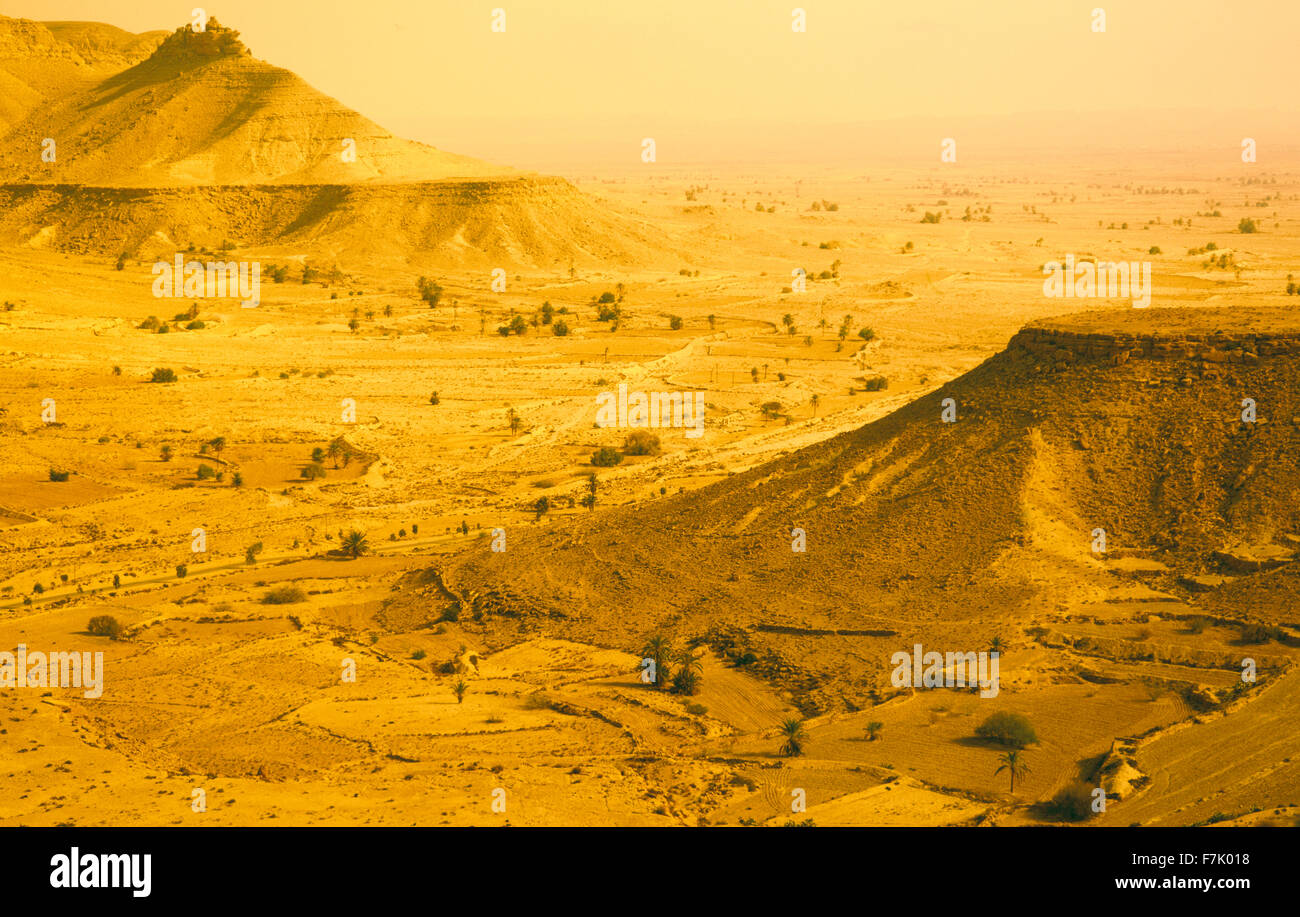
<box><xmin>1012</xmin><ymin>324</ymin><xmax>1300</xmax><ymax>368</ymax></box>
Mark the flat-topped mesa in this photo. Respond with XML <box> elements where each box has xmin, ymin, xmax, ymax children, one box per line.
<box><xmin>1011</xmin><ymin>308</ymin><xmax>1300</xmax><ymax>366</ymax></box>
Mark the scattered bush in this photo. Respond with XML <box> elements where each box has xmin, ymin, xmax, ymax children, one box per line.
<box><xmin>261</xmin><ymin>586</ymin><xmax>307</xmax><ymax>605</ymax></box>
<box><xmin>48</xmin><ymin>468</ymin><xmax>70</xmax><ymax>482</ymax></box>
<box><xmin>88</xmin><ymin>615</ymin><xmax>124</xmax><ymax>639</ymax></box>
<box><xmin>300</xmin><ymin>462</ymin><xmax>327</xmax><ymax>480</ymax></box>
<box><xmin>1240</xmin><ymin>623</ymin><xmax>1283</xmax><ymax>644</ymax></box>
<box><xmin>1049</xmin><ymin>781</ymin><xmax>1096</xmax><ymax>821</ymax></box>
<box><xmin>975</xmin><ymin>711</ymin><xmax>1038</xmax><ymax>748</ymax></box>
<box><xmin>623</xmin><ymin>430</ymin><xmax>661</xmax><ymax>456</ymax></box>
<box><xmin>591</xmin><ymin>446</ymin><xmax>623</xmax><ymax>467</ymax></box>
<box><xmin>149</xmin><ymin>368</ymin><xmax>178</xmax><ymax>383</ymax></box>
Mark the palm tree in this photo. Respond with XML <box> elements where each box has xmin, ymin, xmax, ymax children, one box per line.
<box><xmin>640</xmin><ymin>634</ymin><xmax>675</xmax><ymax>687</ymax></box>
<box><xmin>990</xmin><ymin>635</ymin><xmax>1006</xmax><ymax>655</ymax></box>
<box><xmin>453</xmin><ymin>680</ymin><xmax>468</xmax><ymax>704</ymax></box>
<box><xmin>672</xmin><ymin>647</ymin><xmax>704</xmax><ymax>694</ymax></box>
<box><xmin>994</xmin><ymin>749</ymin><xmax>1031</xmax><ymax>793</ymax></box>
<box><xmin>341</xmin><ymin>530</ymin><xmax>369</xmax><ymax>559</ymax></box>
<box><xmin>209</xmin><ymin>436</ymin><xmax>225</xmax><ymax>458</ymax></box>
<box><xmin>583</xmin><ymin>473</ymin><xmax>598</xmax><ymax>511</ymax></box>
<box><xmin>507</xmin><ymin>408</ymin><xmax>521</xmax><ymax>435</ymax></box>
<box><xmin>866</xmin><ymin>721</ymin><xmax>883</xmax><ymax>741</ymax></box>
<box><xmin>327</xmin><ymin>438</ymin><xmax>343</xmax><ymax>469</ymax></box>
<box><xmin>810</xmin><ymin>394</ymin><xmax>820</xmax><ymax>416</ymax></box>
<box><xmin>779</xmin><ymin>718</ymin><xmax>807</xmax><ymax>757</ymax></box>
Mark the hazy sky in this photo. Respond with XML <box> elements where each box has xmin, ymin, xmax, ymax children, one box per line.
<box><xmin>5</xmin><ymin>0</ymin><xmax>1298</xmax><ymax>168</ymax></box>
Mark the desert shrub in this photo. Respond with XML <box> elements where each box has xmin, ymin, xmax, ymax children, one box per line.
<box><xmin>149</xmin><ymin>368</ymin><xmax>178</xmax><ymax>383</ymax></box>
<box><xmin>1185</xmin><ymin>616</ymin><xmax>1209</xmax><ymax>634</ymax></box>
<box><xmin>88</xmin><ymin>615</ymin><xmax>123</xmax><ymax>639</ymax></box>
<box><xmin>863</xmin><ymin>376</ymin><xmax>888</xmax><ymax>392</ymax></box>
<box><xmin>497</xmin><ymin>315</ymin><xmax>527</xmax><ymax>336</ymax></box>
<box><xmin>175</xmin><ymin>564</ymin><xmax>188</xmax><ymax>577</ymax></box>
<box><xmin>48</xmin><ymin>468</ymin><xmax>70</xmax><ymax>482</ymax></box>
<box><xmin>685</xmin><ymin>702</ymin><xmax>708</xmax><ymax>716</ymax></box>
<box><xmin>300</xmin><ymin>463</ymin><xmax>327</xmax><ymax>480</ymax></box>
<box><xmin>858</xmin><ymin>327</ymin><xmax>876</xmax><ymax>342</ymax></box>
<box><xmin>671</xmin><ymin>668</ymin><xmax>701</xmax><ymax>695</ymax></box>
<box><xmin>552</xmin><ymin>321</ymin><xmax>569</xmax><ymax>336</ymax></box>
<box><xmin>623</xmin><ymin>430</ymin><xmax>661</xmax><ymax>456</ymax></box>
<box><xmin>1238</xmin><ymin>218</ymin><xmax>1257</xmax><ymax>234</ymax></box>
<box><xmin>1240</xmin><ymin>623</ymin><xmax>1283</xmax><ymax>644</ymax></box>
<box><xmin>186</xmin><ymin>320</ymin><xmax>205</xmax><ymax>330</ymax></box>
<box><xmin>1049</xmin><ymin>781</ymin><xmax>1096</xmax><ymax>821</ymax></box>
<box><xmin>591</xmin><ymin>446</ymin><xmax>623</xmax><ymax>467</ymax></box>
<box><xmin>975</xmin><ymin>711</ymin><xmax>1037</xmax><ymax>748</ymax></box>
<box><xmin>524</xmin><ymin>691</ymin><xmax>556</xmax><ymax>710</ymax></box>
<box><xmin>196</xmin><ymin>464</ymin><xmax>216</xmax><ymax>480</ymax></box>
<box><xmin>139</xmin><ymin>316</ymin><xmax>161</xmax><ymax>330</ymax></box>
<box><xmin>411</xmin><ymin>649</ymin><xmax>427</xmax><ymax>660</ymax></box>
<box><xmin>261</xmin><ymin>586</ymin><xmax>306</xmax><ymax>604</ymax></box>
<box><xmin>669</xmin><ymin>315</ymin><xmax>683</xmax><ymax>330</ymax></box>
<box><xmin>417</xmin><ymin>276</ymin><xmax>443</xmax><ymax>307</ymax></box>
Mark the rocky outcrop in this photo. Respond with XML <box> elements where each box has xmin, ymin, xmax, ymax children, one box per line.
<box><xmin>1011</xmin><ymin>326</ymin><xmax>1300</xmax><ymax>367</ymax></box>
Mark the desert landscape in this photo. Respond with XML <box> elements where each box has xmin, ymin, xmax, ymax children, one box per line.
<box><xmin>1</xmin><ymin>5</ymin><xmax>1298</xmax><ymax>831</ymax></box>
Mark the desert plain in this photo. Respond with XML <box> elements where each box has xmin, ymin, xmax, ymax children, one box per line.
<box><xmin>1</xmin><ymin>12</ymin><xmax>1299</xmax><ymax>828</ymax></box>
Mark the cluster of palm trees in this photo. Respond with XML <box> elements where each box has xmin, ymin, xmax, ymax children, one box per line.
<box><xmin>639</xmin><ymin>634</ymin><xmax>703</xmax><ymax>695</ymax></box>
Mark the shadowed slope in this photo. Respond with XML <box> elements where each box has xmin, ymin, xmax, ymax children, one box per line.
<box><xmin>423</xmin><ymin>307</ymin><xmax>1300</xmax><ymax>706</ymax></box>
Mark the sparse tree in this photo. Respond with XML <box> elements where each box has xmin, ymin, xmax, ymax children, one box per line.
<box><xmin>640</xmin><ymin>634</ymin><xmax>675</xmax><ymax>688</ymax></box>
<box><xmin>779</xmin><ymin>718</ymin><xmax>807</xmax><ymax>757</ymax></box>
<box><xmin>994</xmin><ymin>749</ymin><xmax>1031</xmax><ymax>793</ymax></box>
<box><xmin>341</xmin><ymin>530</ymin><xmax>369</xmax><ymax>558</ymax></box>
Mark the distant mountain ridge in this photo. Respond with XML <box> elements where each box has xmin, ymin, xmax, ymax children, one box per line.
<box><xmin>0</xmin><ymin>16</ymin><xmax>677</xmax><ymax>266</ymax></box>
<box><xmin>0</xmin><ymin>17</ymin><xmax>514</xmax><ymax>186</ymax></box>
